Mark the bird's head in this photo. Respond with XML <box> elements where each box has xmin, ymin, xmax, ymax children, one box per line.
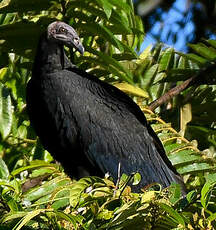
<box><xmin>47</xmin><ymin>21</ymin><xmax>84</xmax><ymax>55</ymax></box>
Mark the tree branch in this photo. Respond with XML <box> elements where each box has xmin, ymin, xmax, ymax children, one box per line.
<box><xmin>148</xmin><ymin>76</ymin><xmax>195</xmax><ymax>111</ymax></box>
<box><xmin>148</xmin><ymin>62</ymin><xmax>216</xmax><ymax>111</ymax></box>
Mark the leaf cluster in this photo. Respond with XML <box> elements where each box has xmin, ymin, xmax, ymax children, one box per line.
<box><xmin>1</xmin><ymin>161</ymin><xmax>216</xmax><ymax>229</ymax></box>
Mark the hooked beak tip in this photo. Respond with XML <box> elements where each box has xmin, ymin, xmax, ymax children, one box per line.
<box><xmin>77</xmin><ymin>44</ymin><xmax>85</xmax><ymax>55</ymax></box>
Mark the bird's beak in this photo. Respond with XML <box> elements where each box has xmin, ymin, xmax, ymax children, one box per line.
<box><xmin>75</xmin><ymin>43</ymin><xmax>85</xmax><ymax>55</ymax></box>
<box><xmin>68</xmin><ymin>37</ymin><xmax>84</xmax><ymax>55</ymax></box>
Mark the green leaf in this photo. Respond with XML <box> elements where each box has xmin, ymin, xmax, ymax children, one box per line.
<box><xmin>4</xmin><ymin>193</ymin><xmax>20</xmax><ymax>211</ymax></box>
<box><xmin>168</xmin><ymin>183</ymin><xmax>181</xmax><ymax>204</ymax></box>
<box><xmin>81</xmin><ymin>56</ymin><xmax>131</xmax><ymax>82</ymax></box>
<box><xmin>11</xmin><ymin>161</ymin><xmax>57</xmax><ymax>177</ymax></box>
<box><xmin>0</xmin><ymin>67</ymin><xmax>8</xmax><ymax>80</ymax></box>
<box><xmin>50</xmin><ymin>188</ymin><xmax>70</xmax><ymax>209</ymax></box>
<box><xmin>182</xmin><ymin>53</ymin><xmax>207</xmax><ymax>64</ymax></box>
<box><xmin>141</xmin><ymin>191</ymin><xmax>155</xmax><ymax>203</ymax></box>
<box><xmin>67</xmin><ymin>2</ymin><xmax>107</xmax><ymax>20</ymax></box>
<box><xmin>0</xmin><ymin>82</ymin><xmax>13</xmax><ymax>139</ymax></box>
<box><xmin>31</xmin><ymin>167</ymin><xmax>55</xmax><ymax>177</ymax></box>
<box><xmin>139</xmin><ymin>45</ymin><xmax>152</xmax><ymax>60</ymax></box>
<box><xmin>168</xmin><ymin>150</ymin><xmax>202</xmax><ymax>166</ymax></box>
<box><xmin>159</xmin><ymin>203</ymin><xmax>185</xmax><ymax>227</ymax></box>
<box><xmin>24</xmin><ymin>176</ymin><xmax>71</xmax><ymax>202</ymax></box>
<box><xmin>164</xmin><ymin>68</ymin><xmax>197</xmax><ymax>82</ymax></box>
<box><xmin>207</xmin><ymin>212</ymin><xmax>216</xmax><ymax>222</ymax></box>
<box><xmin>97</xmin><ymin>209</ymin><xmax>113</xmax><ymax>220</ymax></box>
<box><xmin>177</xmin><ymin>56</ymin><xmax>187</xmax><ymax>69</ymax></box>
<box><xmin>12</xmin><ymin>209</ymin><xmax>52</xmax><ymax>230</ymax></box>
<box><xmin>109</xmin><ymin>0</ymin><xmax>131</xmax><ymax>13</ymax></box>
<box><xmin>110</xmin><ymin>202</ymin><xmax>137</xmax><ymax>226</ymax></box>
<box><xmin>134</xmin><ymin>16</ymin><xmax>145</xmax><ymax>50</ymax></box>
<box><xmin>0</xmin><ymin>0</ymin><xmax>52</xmax><ymax>13</ymax></box>
<box><xmin>205</xmin><ymin>173</ymin><xmax>216</xmax><ymax>183</ymax></box>
<box><xmin>1</xmin><ymin>212</ymin><xmax>27</xmax><ymax>224</ymax></box>
<box><xmin>189</xmin><ymin>43</ymin><xmax>216</xmax><ymax>60</ymax></box>
<box><xmin>86</xmin><ymin>47</ymin><xmax>133</xmax><ymax>83</ymax></box>
<box><xmin>201</xmin><ymin>181</ymin><xmax>216</xmax><ymax>209</ymax></box>
<box><xmin>132</xmin><ymin>172</ymin><xmax>141</xmax><ymax>185</ymax></box>
<box><xmin>96</xmin><ymin>0</ymin><xmax>113</xmax><ymax>19</ymax></box>
<box><xmin>158</xmin><ymin>48</ymin><xmax>174</xmax><ymax>72</ymax></box>
<box><xmin>0</xmin><ymin>158</ymin><xmax>9</xmax><ymax>179</ymax></box>
<box><xmin>141</xmin><ymin>64</ymin><xmax>159</xmax><ymax>88</ymax></box>
<box><xmin>69</xmin><ymin>177</ymin><xmax>100</xmax><ymax>207</ymax></box>
<box><xmin>76</xmin><ymin>22</ymin><xmax>124</xmax><ymax>52</ymax></box>
<box><xmin>186</xmin><ymin>190</ymin><xmax>197</xmax><ymax>203</ymax></box>
<box><xmin>206</xmin><ymin>39</ymin><xmax>216</xmax><ymax>49</ymax></box>
<box><xmin>54</xmin><ymin>211</ymin><xmax>84</xmax><ymax>229</ymax></box>
<box><xmin>114</xmin><ymin>82</ymin><xmax>148</xmax><ymax>98</ymax></box>
<box><xmin>177</xmin><ymin>162</ymin><xmax>214</xmax><ymax>175</ymax></box>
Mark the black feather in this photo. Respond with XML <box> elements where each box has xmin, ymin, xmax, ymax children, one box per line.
<box><xmin>26</xmin><ymin>22</ymin><xmax>186</xmax><ymax>193</ymax></box>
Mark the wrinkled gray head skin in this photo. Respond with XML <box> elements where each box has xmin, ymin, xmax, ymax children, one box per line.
<box><xmin>47</xmin><ymin>21</ymin><xmax>84</xmax><ymax>54</ymax></box>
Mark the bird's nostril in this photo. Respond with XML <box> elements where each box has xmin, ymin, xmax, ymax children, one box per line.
<box><xmin>74</xmin><ymin>37</ymin><xmax>79</xmax><ymax>43</ymax></box>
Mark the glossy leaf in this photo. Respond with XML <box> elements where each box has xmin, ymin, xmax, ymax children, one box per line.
<box><xmin>114</xmin><ymin>82</ymin><xmax>148</xmax><ymax>98</ymax></box>
<box><xmin>0</xmin><ymin>82</ymin><xmax>13</xmax><ymax>139</ymax></box>
<box><xmin>96</xmin><ymin>0</ymin><xmax>113</xmax><ymax>19</ymax></box>
<box><xmin>0</xmin><ymin>158</ymin><xmax>9</xmax><ymax>179</ymax></box>
<box><xmin>158</xmin><ymin>48</ymin><xmax>174</xmax><ymax>72</ymax></box>
<box><xmin>201</xmin><ymin>180</ymin><xmax>216</xmax><ymax>209</ymax></box>
<box><xmin>189</xmin><ymin>43</ymin><xmax>216</xmax><ymax>60</ymax></box>
<box><xmin>159</xmin><ymin>203</ymin><xmax>185</xmax><ymax>227</ymax></box>
<box><xmin>12</xmin><ymin>209</ymin><xmax>53</xmax><ymax>230</ymax></box>
<box><xmin>24</xmin><ymin>176</ymin><xmax>71</xmax><ymax>202</ymax></box>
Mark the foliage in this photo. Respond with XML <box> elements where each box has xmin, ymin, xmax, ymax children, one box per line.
<box><xmin>0</xmin><ymin>0</ymin><xmax>216</xmax><ymax>229</ymax></box>
<box><xmin>1</xmin><ymin>160</ymin><xmax>216</xmax><ymax>229</ymax></box>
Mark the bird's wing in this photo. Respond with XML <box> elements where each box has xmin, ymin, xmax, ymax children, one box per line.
<box><xmin>53</xmin><ymin>67</ymin><xmax>182</xmax><ymax>189</ymax></box>
<box><xmin>33</xmin><ymin>68</ymin><xmax>183</xmax><ymax>189</ymax></box>
<box><xmin>67</xmin><ymin>67</ymin><xmax>178</xmax><ymax>175</ymax></box>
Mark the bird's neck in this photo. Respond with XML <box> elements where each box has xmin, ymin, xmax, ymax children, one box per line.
<box><xmin>33</xmin><ymin>32</ymin><xmax>74</xmax><ymax>76</ymax></box>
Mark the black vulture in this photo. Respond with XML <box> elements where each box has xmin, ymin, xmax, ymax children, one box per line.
<box><xmin>27</xmin><ymin>21</ymin><xmax>185</xmax><ymax>192</ymax></box>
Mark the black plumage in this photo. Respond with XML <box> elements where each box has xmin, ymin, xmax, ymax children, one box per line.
<box><xmin>27</xmin><ymin>21</ymin><xmax>185</xmax><ymax>192</ymax></box>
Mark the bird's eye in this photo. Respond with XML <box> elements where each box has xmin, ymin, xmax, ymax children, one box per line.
<box><xmin>74</xmin><ymin>37</ymin><xmax>79</xmax><ymax>44</ymax></box>
<box><xmin>59</xmin><ymin>27</ymin><xmax>67</xmax><ymax>33</ymax></box>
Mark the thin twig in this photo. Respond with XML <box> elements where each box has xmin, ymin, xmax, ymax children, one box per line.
<box><xmin>148</xmin><ymin>76</ymin><xmax>195</xmax><ymax>111</ymax></box>
<box><xmin>119</xmin><ymin>173</ymin><xmax>135</xmax><ymax>197</ymax></box>
<box><xmin>148</xmin><ymin>61</ymin><xmax>216</xmax><ymax>111</ymax></box>
<box><xmin>114</xmin><ymin>162</ymin><xmax>121</xmax><ymax>196</ymax></box>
